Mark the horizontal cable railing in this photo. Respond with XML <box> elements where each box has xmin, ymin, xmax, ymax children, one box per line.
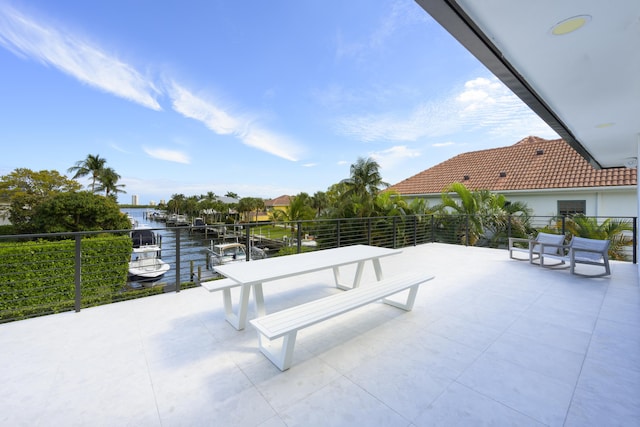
<box><xmin>0</xmin><ymin>214</ymin><xmax>636</xmax><ymax>322</ymax></box>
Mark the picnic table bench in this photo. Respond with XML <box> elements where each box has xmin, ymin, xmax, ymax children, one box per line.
<box><xmin>210</xmin><ymin>245</ymin><xmax>403</xmax><ymax>330</ymax></box>
<box><xmin>249</xmin><ymin>272</ymin><xmax>434</xmax><ymax>371</ymax></box>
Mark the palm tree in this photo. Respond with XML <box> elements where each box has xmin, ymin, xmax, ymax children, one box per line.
<box><xmin>270</xmin><ymin>193</ymin><xmax>315</xmax><ymax>237</ymax></box>
<box><xmin>95</xmin><ymin>167</ymin><xmax>126</xmax><ymax>199</ymax></box>
<box><xmin>225</xmin><ymin>191</ymin><xmax>239</xmax><ymax>200</ymax></box>
<box><xmin>437</xmin><ymin>182</ymin><xmax>484</xmax><ymax>245</ymax></box>
<box><xmin>310</xmin><ymin>191</ymin><xmax>329</xmax><ymax>218</ymax></box>
<box><xmin>67</xmin><ymin>154</ymin><xmax>107</xmax><ymax>192</ymax></box>
<box><xmin>436</xmin><ymin>182</ymin><xmax>532</xmax><ymax>247</ymax></box>
<box><xmin>340</xmin><ymin>157</ymin><xmax>388</xmax><ymax>217</ymax></box>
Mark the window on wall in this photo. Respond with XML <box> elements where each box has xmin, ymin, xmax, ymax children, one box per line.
<box><xmin>558</xmin><ymin>200</ymin><xmax>586</xmax><ymax>216</ymax></box>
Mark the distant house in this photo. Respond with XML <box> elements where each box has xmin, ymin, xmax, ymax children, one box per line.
<box><xmin>263</xmin><ymin>195</ymin><xmax>291</xmax><ymax>219</ymax></box>
<box><xmin>388</xmin><ymin>136</ymin><xmax>637</xmax><ymax>218</ymax></box>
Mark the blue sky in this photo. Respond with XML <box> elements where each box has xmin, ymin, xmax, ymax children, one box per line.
<box><xmin>0</xmin><ymin>0</ymin><xmax>557</xmax><ymax>204</ymax></box>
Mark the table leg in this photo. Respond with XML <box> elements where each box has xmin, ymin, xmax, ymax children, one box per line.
<box><xmin>334</xmin><ymin>260</ymin><xmax>365</xmax><ymax>290</ymax></box>
<box><xmin>372</xmin><ymin>257</ymin><xmax>384</xmax><ymax>280</ymax></box>
<box><xmin>223</xmin><ymin>283</ymin><xmax>264</xmax><ymax>331</ymax></box>
<box><xmin>222</xmin><ymin>284</ymin><xmax>251</xmax><ymax>330</ymax></box>
<box><xmin>253</xmin><ymin>283</ymin><xmax>266</xmax><ymax>317</ymax></box>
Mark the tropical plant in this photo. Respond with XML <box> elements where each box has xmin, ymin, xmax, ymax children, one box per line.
<box><xmin>67</xmin><ymin>154</ymin><xmax>107</xmax><ymax>192</ymax></box>
<box><xmin>436</xmin><ymin>182</ymin><xmax>532</xmax><ymax>247</ymax></box>
<box><xmin>237</xmin><ymin>197</ymin><xmax>265</xmax><ymax>222</ymax></box>
<box><xmin>339</xmin><ymin>157</ymin><xmax>389</xmax><ymax>218</ymax></box>
<box><xmin>562</xmin><ymin>215</ymin><xmax>633</xmax><ymax>260</ymax></box>
<box><xmin>95</xmin><ymin>167</ymin><xmax>126</xmax><ymax>199</ymax></box>
<box><xmin>269</xmin><ymin>193</ymin><xmax>315</xmax><ymax>238</ymax></box>
<box><xmin>310</xmin><ymin>191</ymin><xmax>329</xmax><ymax>218</ymax></box>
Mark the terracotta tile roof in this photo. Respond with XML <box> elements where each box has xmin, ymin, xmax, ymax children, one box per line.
<box><xmin>264</xmin><ymin>195</ymin><xmax>291</xmax><ymax>207</ymax></box>
<box><xmin>389</xmin><ymin>136</ymin><xmax>637</xmax><ymax>195</ymax></box>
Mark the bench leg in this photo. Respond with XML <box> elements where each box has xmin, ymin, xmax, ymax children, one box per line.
<box><xmin>256</xmin><ymin>331</ymin><xmax>298</xmax><ymax>371</ymax></box>
<box><xmin>382</xmin><ymin>285</ymin><xmax>419</xmax><ymax>311</ymax></box>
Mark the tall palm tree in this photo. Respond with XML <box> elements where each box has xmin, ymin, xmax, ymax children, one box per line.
<box><xmin>67</xmin><ymin>154</ymin><xmax>107</xmax><ymax>192</ymax></box>
<box><xmin>95</xmin><ymin>167</ymin><xmax>126</xmax><ymax>199</ymax></box>
<box><xmin>340</xmin><ymin>157</ymin><xmax>388</xmax><ymax>217</ymax></box>
<box><xmin>310</xmin><ymin>191</ymin><xmax>329</xmax><ymax>218</ymax></box>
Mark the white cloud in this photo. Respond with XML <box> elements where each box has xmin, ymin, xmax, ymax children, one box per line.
<box><xmin>0</xmin><ymin>5</ymin><xmax>162</xmax><ymax>110</ymax></box>
<box><xmin>370</xmin><ymin>145</ymin><xmax>420</xmax><ymax>171</ymax></box>
<box><xmin>432</xmin><ymin>141</ymin><xmax>455</xmax><ymax>147</ymax></box>
<box><xmin>169</xmin><ymin>83</ymin><xmax>241</xmax><ymax>135</ymax></box>
<box><xmin>168</xmin><ymin>82</ymin><xmax>303</xmax><ymax>161</ymax></box>
<box><xmin>302</xmin><ymin>163</ymin><xmax>317</xmax><ymax>167</ymax></box>
<box><xmin>143</xmin><ymin>147</ymin><xmax>190</xmax><ymax>164</ymax></box>
<box><xmin>336</xmin><ymin>76</ymin><xmax>558</xmax><ymax>143</ymax></box>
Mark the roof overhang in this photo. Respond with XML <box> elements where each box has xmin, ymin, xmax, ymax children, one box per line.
<box><xmin>415</xmin><ymin>0</ymin><xmax>640</xmax><ymax>170</ymax></box>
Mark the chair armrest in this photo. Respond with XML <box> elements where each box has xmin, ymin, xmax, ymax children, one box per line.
<box><xmin>508</xmin><ymin>237</ymin><xmax>532</xmax><ymax>249</ymax></box>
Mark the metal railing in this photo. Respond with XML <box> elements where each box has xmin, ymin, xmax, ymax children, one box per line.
<box><xmin>0</xmin><ymin>214</ymin><xmax>636</xmax><ymax>322</ymax></box>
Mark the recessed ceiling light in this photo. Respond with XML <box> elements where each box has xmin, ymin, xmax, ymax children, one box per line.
<box><xmin>595</xmin><ymin>122</ymin><xmax>615</xmax><ymax>128</ymax></box>
<box><xmin>551</xmin><ymin>15</ymin><xmax>591</xmax><ymax>36</ymax></box>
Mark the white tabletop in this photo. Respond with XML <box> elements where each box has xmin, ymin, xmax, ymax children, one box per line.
<box><xmin>213</xmin><ymin>244</ymin><xmax>402</xmax><ymax>286</ymax></box>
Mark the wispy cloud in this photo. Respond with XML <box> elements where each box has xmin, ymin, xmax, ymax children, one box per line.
<box><xmin>109</xmin><ymin>143</ymin><xmax>130</xmax><ymax>153</ymax></box>
<box><xmin>143</xmin><ymin>147</ymin><xmax>190</xmax><ymax>164</ymax></box>
<box><xmin>168</xmin><ymin>82</ymin><xmax>304</xmax><ymax>161</ymax></box>
<box><xmin>432</xmin><ymin>141</ymin><xmax>455</xmax><ymax>147</ymax></box>
<box><xmin>0</xmin><ymin>4</ymin><xmax>305</xmax><ymax>163</ymax></box>
<box><xmin>0</xmin><ymin>4</ymin><xmax>161</xmax><ymax>110</ymax></box>
<box><xmin>370</xmin><ymin>145</ymin><xmax>421</xmax><ymax>172</ymax></box>
<box><xmin>336</xmin><ymin>76</ymin><xmax>558</xmax><ymax>142</ymax></box>
<box><xmin>336</xmin><ymin>0</ymin><xmax>428</xmax><ymax>61</ymax></box>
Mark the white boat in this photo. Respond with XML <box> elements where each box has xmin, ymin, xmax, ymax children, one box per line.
<box><xmin>129</xmin><ymin>245</ymin><xmax>170</xmax><ymax>279</ymax></box>
<box><xmin>129</xmin><ymin>225</ymin><xmax>170</xmax><ymax>280</ymax></box>
<box><xmin>207</xmin><ymin>242</ymin><xmax>267</xmax><ymax>270</ymax></box>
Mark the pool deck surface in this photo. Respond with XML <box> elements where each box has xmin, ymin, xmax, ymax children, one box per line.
<box><xmin>1</xmin><ymin>243</ymin><xmax>638</xmax><ymax>426</ymax></box>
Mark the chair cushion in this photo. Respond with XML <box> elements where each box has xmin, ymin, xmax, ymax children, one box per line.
<box><xmin>571</xmin><ymin>237</ymin><xmax>609</xmax><ymax>262</ymax></box>
<box><xmin>533</xmin><ymin>233</ymin><xmax>565</xmax><ymax>254</ymax></box>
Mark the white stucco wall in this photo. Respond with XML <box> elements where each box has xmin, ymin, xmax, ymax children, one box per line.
<box><xmin>416</xmin><ymin>186</ymin><xmax>637</xmax><ymax>219</ymax></box>
<box><xmin>501</xmin><ymin>187</ymin><xmax>637</xmax><ymax>218</ymax></box>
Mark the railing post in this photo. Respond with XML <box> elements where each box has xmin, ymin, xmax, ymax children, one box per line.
<box><xmin>392</xmin><ymin>216</ymin><xmax>397</xmax><ymax>248</ymax></box>
<box><xmin>297</xmin><ymin>221</ymin><xmax>302</xmax><ymax>253</ymax></box>
<box><xmin>634</xmin><ymin>217</ymin><xmax>637</xmax><ymax>264</ymax></box>
<box><xmin>74</xmin><ymin>235</ymin><xmax>82</xmax><ymax>313</ymax></box>
<box><xmin>367</xmin><ymin>218</ymin><xmax>372</xmax><ymax>245</ymax></box>
<box><xmin>245</xmin><ymin>225</ymin><xmax>251</xmax><ymax>261</ymax></box>
<box><xmin>175</xmin><ymin>228</ymin><xmax>181</xmax><ymax>293</ymax></box>
<box><xmin>336</xmin><ymin>220</ymin><xmax>341</xmax><ymax>248</ymax></box>
<box><xmin>430</xmin><ymin>215</ymin><xmax>435</xmax><ymax>243</ymax></box>
<box><xmin>561</xmin><ymin>216</ymin><xmax>566</xmax><ymax>235</ymax></box>
<box><xmin>465</xmin><ymin>215</ymin><xmax>470</xmax><ymax>246</ymax></box>
<box><xmin>507</xmin><ymin>215</ymin><xmax>512</xmax><ymax>240</ymax></box>
<box><xmin>413</xmin><ymin>215</ymin><xmax>418</xmax><ymax>246</ymax></box>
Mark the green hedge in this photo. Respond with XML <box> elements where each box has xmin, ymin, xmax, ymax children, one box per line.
<box><xmin>0</xmin><ymin>235</ymin><xmax>132</xmax><ymax>322</ymax></box>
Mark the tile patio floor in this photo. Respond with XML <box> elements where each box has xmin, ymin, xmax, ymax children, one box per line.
<box><xmin>1</xmin><ymin>243</ymin><xmax>638</xmax><ymax>426</ymax></box>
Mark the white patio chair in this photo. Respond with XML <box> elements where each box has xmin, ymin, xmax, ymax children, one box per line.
<box><xmin>508</xmin><ymin>232</ymin><xmax>566</xmax><ymax>264</ymax></box>
<box><xmin>540</xmin><ymin>236</ymin><xmax>611</xmax><ymax>277</ymax></box>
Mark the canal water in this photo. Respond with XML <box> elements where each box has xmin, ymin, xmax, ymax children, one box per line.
<box><xmin>121</xmin><ymin>208</ymin><xmax>222</xmax><ymax>291</ymax></box>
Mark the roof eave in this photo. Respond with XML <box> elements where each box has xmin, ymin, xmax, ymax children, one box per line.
<box><xmin>414</xmin><ymin>0</ymin><xmax>602</xmax><ymax>169</ymax></box>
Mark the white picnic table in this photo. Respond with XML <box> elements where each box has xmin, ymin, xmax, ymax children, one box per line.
<box><xmin>213</xmin><ymin>244</ymin><xmax>402</xmax><ymax>330</ymax></box>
